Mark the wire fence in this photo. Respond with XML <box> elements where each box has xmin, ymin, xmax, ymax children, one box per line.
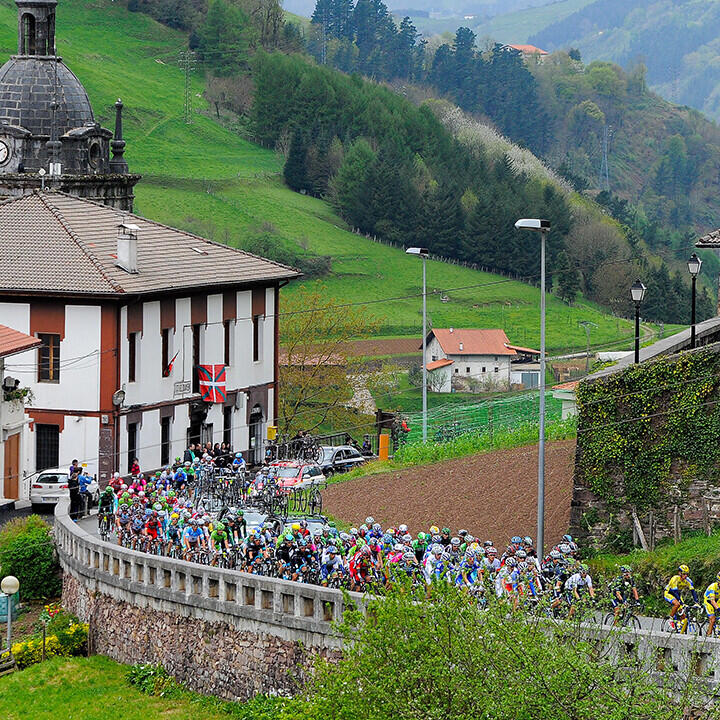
<box><xmin>401</xmin><ymin>391</ymin><xmax>564</xmax><ymax>444</ymax></box>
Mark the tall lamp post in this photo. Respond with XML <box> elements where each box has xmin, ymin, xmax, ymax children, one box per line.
<box><xmin>631</xmin><ymin>280</ymin><xmax>646</xmax><ymax>364</ymax></box>
<box><xmin>406</xmin><ymin>247</ymin><xmax>429</xmax><ymax>443</ymax></box>
<box><xmin>688</xmin><ymin>253</ymin><xmax>702</xmax><ymax>349</ymax></box>
<box><xmin>515</xmin><ymin>218</ymin><xmax>550</xmax><ymax>556</ymax></box>
<box><xmin>1</xmin><ymin>575</ymin><xmax>19</xmax><ymax>657</ymax></box>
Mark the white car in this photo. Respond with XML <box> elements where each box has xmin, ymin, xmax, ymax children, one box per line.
<box><xmin>29</xmin><ymin>467</ymin><xmax>99</xmax><ymax>511</ymax></box>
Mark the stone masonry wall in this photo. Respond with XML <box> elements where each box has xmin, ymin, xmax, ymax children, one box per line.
<box><xmin>63</xmin><ymin>574</ymin><xmax>339</xmax><ymax>700</ymax></box>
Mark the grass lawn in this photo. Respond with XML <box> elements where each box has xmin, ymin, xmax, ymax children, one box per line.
<box><xmin>0</xmin><ymin>0</ymin><xmax>649</xmax><ymax>351</ymax></box>
<box><xmin>0</xmin><ymin>656</ymin><xmax>241</xmax><ymax>720</ymax></box>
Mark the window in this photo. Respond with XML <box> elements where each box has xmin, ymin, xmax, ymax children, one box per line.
<box><xmin>223</xmin><ymin>406</ymin><xmax>232</xmax><ymax>447</ymax></box>
<box><xmin>128</xmin><ymin>332</ymin><xmax>137</xmax><ymax>382</ymax></box>
<box><xmin>224</xmin><ymin>320</ymin><xmax>231</xmax><ymax>366</ymax></box>
<box><xmin>494</xmin><ymin>367</ymin><xmax>499</xmax><ymax>373</ymax></box>
<box><xmin>127</xmin><ymin>422</ymin><xmax>137</xmax><ymax>473</ymax></box>
<box><xmin>466</xmin><ymin>367</ymin><xmax>470</xmax><ymax>373</ymax></box>
<box><xmin>22</xmin><ymin>14</ymin><xmax>36</xmax><ymax>55</ymax></box>
<box><xmin>192</xmin><ymin>324</ymin><xmax>201</xmax><ymax>393</ymax></box>
<box><xmin>37</xmin><ymin>333</ymin><xmax>60</xmax><ymax>382</ymax></box>
<box><xmin>431</xmin><ymin>355</ymin><xmax>437</xmax><ymax>362</ymax></box>
<box><xmin>36</xmin><ymin>424</ymin><xmax>59</xmax><ymax>471</ymax></box>
<box><xmin>161</xmin><ymin>328</ymin><xmax>169</xmax><ymax>376</ymax></box>
<box><xmin>252</xmin><ymin>315</ymin><xmax>261</xmax><ymax>362</ymax></box>
<box><xmin>160</xmin><ymin>417</ymin><xmax>170</xmax><ymax>466</ymax></box>
<box><xmin>454</xmin><ymin>368</ymin><xmax>458</xmax><ymax>374</ymax></box>
<box><xmin>482</xmin><ymin>366</ymin><xmax>486</xmax><ymax>373</ymax></box>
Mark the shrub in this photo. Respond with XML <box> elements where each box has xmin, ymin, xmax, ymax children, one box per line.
<box><xmin>0</xmin><ymin>515</ymin><xmax>61</xmax><ymax>600</ymax></box>
<box><xmin>10</xmin><ymin>621</ymin><xmax>87</xmax><ymax>670</ymax></box>
<box><xmin>126</xmin><ymin>663</ymin><xmax>181</xmax><ymax>697</ymax></box>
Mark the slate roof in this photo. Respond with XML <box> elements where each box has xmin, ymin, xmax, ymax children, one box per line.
<box><xmin>696</xmin><ymin>228</ymin><xmax>720</xmax><ymax>248</ymax></box>
<box><xmin>0</xmin><ymin>324</ymin><xmax>41</xmax><ymax>358</ymax></box>
<box><xmin>425</xmin><ymin>328</ymin><xmax>517</xmax><ymax>356</ymax></box>
<box><xmin>0</xmin><ymin>191</ymin><xmax>299</xmax><ymax>296</ymax></box>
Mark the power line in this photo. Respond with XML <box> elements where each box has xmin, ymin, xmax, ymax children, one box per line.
<box><xmin>178</xmin><ymin>50</ymin><xmax>197</xmax><ymax>124</ymax></box>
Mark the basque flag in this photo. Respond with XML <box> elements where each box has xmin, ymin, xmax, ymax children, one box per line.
<box><xmin>198</xmin><ymin>364</ymin><xmax>227</xmax><ymax>403</ymax></box>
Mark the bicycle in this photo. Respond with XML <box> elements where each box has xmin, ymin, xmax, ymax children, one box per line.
<box><xmin>661</xmin><ymin>602</ymin><xmax>705</xmax><ymax>635</ymax></box>
<box><xmin>603</xmin><ymin>601</ymin><xmax>642</xmax><ymax>630</ymax></box>
<box><xmin>97</xmin><ymin>511</ymin><xmax>114</xmax><ymax>542</ymax></box>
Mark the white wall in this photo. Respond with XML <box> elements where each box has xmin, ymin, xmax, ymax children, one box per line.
<box><xmin>428</xmin><ymin>365</ymin><xmax>452</xmax><ymax>393</ymax></box>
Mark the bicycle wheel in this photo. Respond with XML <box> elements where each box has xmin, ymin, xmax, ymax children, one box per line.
<box><xmin>603</xmin><ymin>612</ymin><xmax>617</xmax><ymax>627</ymax></box>
<box><xmin>625</xmin><ymin>613</ymin><xmax>641</xmax><ymax>630</ymax></box>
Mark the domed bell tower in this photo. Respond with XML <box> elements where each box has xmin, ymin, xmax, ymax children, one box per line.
<box><xmin>0</xmin><ymin>0</ymin><xmax>140</xmax><ymax>210</ymax></box>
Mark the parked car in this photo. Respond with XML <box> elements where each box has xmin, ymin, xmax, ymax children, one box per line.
<box><xmin>318</xmin><ymin>445</ymin><xmax>369</xmax><ymax>476</ymax></box>
<box><xmin>270</xmin><ymin>461</ymin><xmax>325</xmax><ymax>489</ymax></box>
<box><xmin>29</xmin><ymin>468</ymin><xmax>99</xmax><ymax>511</ymax></box>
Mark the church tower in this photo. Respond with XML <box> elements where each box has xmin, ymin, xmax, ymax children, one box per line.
<box><xmin>0</xmin><ymin>0</ymin><xmax>140</xmax><ymax>210</ymax></box>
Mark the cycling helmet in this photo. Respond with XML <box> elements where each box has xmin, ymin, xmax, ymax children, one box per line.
<box><xmin>716</xmin><ymin>571</ymin><xmax>720</xmax><ymax>583</ymax></box>
<box><xmin>505</xmin><ymin>557</ymin><xmax>518</xmax><ymax>567</ymax></box>
<box><xmin>550</xmin><ymin>550</ymin><xmax>562</xmax><ymax>560</ymax></box>
<box><xmin>184</xmin><ymin>461</ymin><xmax>191</xmax><ymax>468</ymax></box>
<box><xmin>235</xmin><ymin>452</ymin><xmax>243</xmax><ymax>458</ymax></box>
<box><xmin>284</xmin><ymin>533</ymin><xmax>294</xmax><ymax>542</ymax></box>
<box><xmin>339</xmin><ymin>532</ymin><xmax>350</xmax><ymax>542</ymax></box>
<box><xmin>153</xmin><ymin>502</ymin><xmax>162</xmax><ymax>511</ymax></box>
<box><xmin>487</xmin><ymin>547</ymin><xmax>497</xmax><ymax>556</ymax></box>
<box><xmin>350</xmin><ymin>527</ymin><xmax>359</xmax><ymax>536</ymax></box>
<box><xmin>372</xmin><ymin>523</ymin><xmax>382</xmax><ymax>533</ymax></box>
<box><xmin>516</xmin><ymin>549</ymin><xmax>527</xmax><ymax>559</ymax></box>
<box><xmin>120</xmin><ymin>483</ymin><xmax>128</xmax><ymax>490</ymax></box>
<box><xmin>466</xmin><ymin>535</ymin><xmax>475</xmax><ymax>544</ymax></box>
<box><xmin>394</xmin><ymin>543</ymin><xmax>404</xmax><ymax>552</ymax></box>
<box><xmin>403</xmin><ymin>551</ymin><xmax>416</xmax><ymax>562</ymax></box>
<box><xmin>102</xmin><ymin>486</ymin><xmax>114</xmax><ymax>495</ymax></box>
<box><xmin>620</xmin><ymin>565</ymin><xmax>632</xmax><ymax>574</ymax></box>
<box><xmin>523</xmin><ymin>536</ymin><xmax>533</xmax><ymax>546</ymax></box>
<box><xmin>365</xmin><ymin>516</ymin><xmax>375</xmax><ymax>526</ymax></box>
<box><xmin>402</xmin><ymin>533</ymin><xmax>412</xmax><ymax>543</ymax></box>
<box><xmin>291</xmin><ymin>523</ymin><xmax>301</xmax><ymax>532</ymax></box>
<box><xmin>381</xmin><ymin>533</ymin><xmax>392</xmax><ymax>544</ymax></box>
<box><xmin>431</xmin><ymin>534</ymin><xmax>441</xmax><ymax>544</ymax></box>
<box><xmin>417</xmin><ymin>531</ymin><xmax>426</xmax><ymax>542</ymax></box>
<box><xmin>441</xmin><ymin>527</ymin><xmax>451</xmax><ymax>535</ymax></box>
<box><xmin>398</xmin><ymin>524</ymin><xmax>408</xmax><ymax>534</ymax></box>
<box><xmin>511</xmin><ymin>536</ymin><xmax>522</xmax><ymax>545</ymax></box>
<box><xmin>441</xmin><ymin>552</ymin><xmax>451</xmax><ymax>562</ymax></box>
<box><xmin>215</xmin><ymin>522</ymin><xmax>225</xmax><ymax>532</ymax></box>
<box><xmin>458</xmin><ymin>529</ymin><xmax>468</xmax><ymax>538</ymax></box>
<box><xmin>361</xmin><ymin>545</ymin><xmax>372</xmax><ymax>556</ymax></box>
<box><xmin>356</xmin><ymin>538</ymin><xmax>366</xmax><ymax>548</ymax></box>
<box><xmin>431</xmin><ymin>544</ymin><xmax>443</xmax><ymax>555</ymax></box>
<box><xmin>190</xmin><ymin>518</ymin><xmax>198</xmax><ymax>527</ymax></box>
<box><xmin>563</xmin><ymin>534</ymin><xmax>573</xmax><ymax>543</ymax></box>
<box><xmin>429</xmin><ymin>525</ymin><xmax>440</xmax><ymax>536</ymax></box>
<box><xmin>328</xmin><ymin>546</ymin><xmax>337</xmax><ymax>554</ymax></box>
<box><xmin>558</xmin><ymin>543</ymin><xmax>571</xmax><ymax>555</ymax></box>
<box><xmin>450</xmin><ymin>537</ymin><xmax>461</xmax><ymax>547</ymax></box>
<box><xmin>580</xmin><ymin>565</ymin><xmax>589</xmax><ymax>574</ymax></box>
<box><xmin>313</xmin><ymin>529</ymin><xmax>322</xmax><ymax>537</ymax></box>
<box><xmin>466</xmin><ymin>548</ymin><xmax>478</xmax><ymax>558</ymax></box>
<box><xmin>300</xmin><ymin>520</ymin><xmax>308</xmax><ymax>529</ymax></box>
<box><xmin>679</xmin><ymin>565</ymin><xmax>690</xmax><ymax>574</ymax></box>
<box><xmin>506</xmin><ymin>545</ymin><xmax>515</xmax><ymax>554</ymax></box>
<box><xmin>518</xmin><ymin>561</ymin><xmax>529</xmax><ymax>572</ymax></box>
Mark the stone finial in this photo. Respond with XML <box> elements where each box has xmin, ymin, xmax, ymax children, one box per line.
<box><xmin>109</xmin><ymin>98</ymin><xmax>128</xmax><ymax>174</ymax></box>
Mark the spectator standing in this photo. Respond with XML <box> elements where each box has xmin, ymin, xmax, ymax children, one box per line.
<box><xmin>68</xmin><ymin>458</ymin><xmax>80</xmax><ymax>478</ymax></box>
<box><xmin>183</xmin><ymin>443</ymin><xmax>196</xmax><ymax>463</ymax></box>
<box><xmin>68</xmin><ymin>471</ymin><xmax>81</xmax><ymax>521</ymax></box>
<box><xmin>129</xmin><ymin>457</ymin><xmax>140</xmax><ymax>476</ymax></box>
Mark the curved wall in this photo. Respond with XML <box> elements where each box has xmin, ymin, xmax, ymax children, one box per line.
<box><xmin>55</xmin><ymin>499</ymin><xmax>357</xmax><ymax>699</ymax></box>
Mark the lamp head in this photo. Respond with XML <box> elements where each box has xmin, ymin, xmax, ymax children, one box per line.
<box><xmin>1</xmin><ymin>575</ymin><xmax>19</xmax><ymax>595</ymax></box>
<box><xmin>515</xmin><ymin>218</ymin><xmax>550</xmax><ymax>231</ymax></box>
<box><xmin>630</xmin><ymin>279</ymin><xmax>646</xmax><ymax>305</ymax></box>
<box><xmin>405</xmin><ymin>247</ymin><xmax>429</xmax><ymax>258</ymax></box>
<box><xmin>687</xmin><ymin>253</ymin><xmax>702</xmax><ymax>278</ymax></box>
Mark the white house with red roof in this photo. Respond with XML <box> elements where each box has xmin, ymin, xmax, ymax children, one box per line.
<box><xmin>502</xmin><ymin>44</ymin><xmax>550</xmax><ymax>64</ymax></box>
<box><xmin>423</xmin><ymin>328</ymin><xmax>540</xmax><ymax>393</ymax></box>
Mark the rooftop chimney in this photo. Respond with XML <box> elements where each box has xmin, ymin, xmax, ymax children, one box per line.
<box><xmin>449</xmin><ymin>327</ymin><xmax>454</xmax><ymax>333</ymax></box>
<box><xmin>459</xmin><ymin>342</ymin><xmax>464</xmax><ymax>351</ymax></box>
<box><xmin>116</xmin><ymin>221</ymin><xmax>139</xmax><ymax>273</ymax></box>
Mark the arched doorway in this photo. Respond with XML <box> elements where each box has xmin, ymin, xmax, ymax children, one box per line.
<box><xmin>248</xmin><ymin>403</ymin><xmax>264</xmax><ymax>465</ymax></box>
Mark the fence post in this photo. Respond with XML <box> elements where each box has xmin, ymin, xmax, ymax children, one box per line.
<box><xmin>488</xmin><ymin>400</ymin><xmax>494</xmax><ymax>445</ymax></box>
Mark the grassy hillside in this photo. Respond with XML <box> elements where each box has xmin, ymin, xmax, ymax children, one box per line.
<box><xmin>0</xmin><ymin>0</ymin><xmax>646</xmax><ymax>352</ymax></box>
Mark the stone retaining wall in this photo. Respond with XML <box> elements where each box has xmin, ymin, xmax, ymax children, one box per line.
<box><xmin>55</xmin><ymin>499</ymin><xmax>354</xmax><ymax>699</ymax></box>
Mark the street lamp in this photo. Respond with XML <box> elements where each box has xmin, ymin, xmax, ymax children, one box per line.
<box><xmin>515</xmin><ymin>218</ymin><xmax>550</xmax><ymax>556</ymax></box>
<box><xmin>1</xmin><ymin>575</ymin><xmax>19</xmax><ymax>655</ymax></box>
<box><xmin>687</xmin><ymin>253</ymin><xmax>702</xmax><ymax>349</ymax></box>
<box><xmin>406</xmin><ymin>247</ymin><xmax>429</xmax><ymax>443</ymax></box>
<box><xmin>630</xmin><ymin>279</ymin><xmax>646</xmax><ymax>364</ymax></box>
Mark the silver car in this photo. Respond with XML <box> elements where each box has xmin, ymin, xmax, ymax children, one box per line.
<box><xmin>29</xmin><ymin>467</ymin><xmax>99</xmax><ymax>511</ymax></box>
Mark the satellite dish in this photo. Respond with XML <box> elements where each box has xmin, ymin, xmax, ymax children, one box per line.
<box><xmin>112</xmin><ymin>389</ymin><xmax>125</xmax><ymax>407</ymax></box>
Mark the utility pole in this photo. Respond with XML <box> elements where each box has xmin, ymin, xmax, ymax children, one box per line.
<box><xmin>599</xmin><ymin>124</ymin><xmax>612</xmax><ymax>193</ymax></box>
<box><xmin>179</xmin><ymin>50</ymin><xmax>196</xmax><ymax>124</ymax></box>
<box><xmin>578</xmin><ymin>321</ymin><xmax>597</xmax><ymax>373</ymax></box>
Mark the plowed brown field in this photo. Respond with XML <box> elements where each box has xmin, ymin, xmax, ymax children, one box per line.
<box><xmin>324</xmin><ymin>440</ymin><xmax>576</xmax><ymax>546</ymax></box>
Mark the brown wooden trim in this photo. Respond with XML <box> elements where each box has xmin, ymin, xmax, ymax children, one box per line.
<box><xmin>159</xmin><ymin>404</ymin><xmax>175</xmax><ymax>420</ymax></box>
<box><xmin>252</xmin><ymin>287</ymin><xmax>266</xmax><ymax>317</ymax></box>
<box><xmin>99</xmin><ymin>304</ymin><xmax>118</xmax><ymax>412</ymax></box>
<box><xmin>28</xmin><ymin>410</ymin><xmax>66</xmax><ymax>431</ymax></box>
<box><xmin>223</xmin><ymin>290</ymin><xmax>236</xmax><ymax>322</ymax></box>
<box><xmin>274</xmin><ymin>285</ymin><xmax>279</xmax><ymax>421</ymax></box>
<box><xmin>191</xmin><ymin>295</ymin><xmax>207</xmax><ymax>326</ymax></box>
<box><xmin>160</xmin><ymin>297</ymin><xmax>175</xmax><ymax>330</ymax></box>
<box><xmin>126</xmin><ymin>302</ymin><xmax>143</xmax><ymax>337</ymax></box>
<box><xmin>30</xmin><ymin>301</ymin><xmax>65</xmax><ymax>340</ymax></box>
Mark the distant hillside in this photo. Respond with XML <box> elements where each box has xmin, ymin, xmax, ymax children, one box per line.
<box><xmin>0</xmin><ymin>0</ymin><xmax>645</xmax><ymax>352</ymax></box>
<box><xmin>529</xmin><ymin>0</ymin><xmax>720</xmax><ymax>121</ymax></box>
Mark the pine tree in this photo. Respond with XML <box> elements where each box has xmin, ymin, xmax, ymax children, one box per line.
<box><xmin>556</xmin><ymin>250</ymin><xmax>580</xmax><ymax>304</ymax></box>
<box><xmin>284</xmin><ymin>128</ymin><xmax>308</xmax><ymax>192</ymax></box>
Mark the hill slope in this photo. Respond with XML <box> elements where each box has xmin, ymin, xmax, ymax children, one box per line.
<box><xmin>0</xmin><ymin>0</ymin><xmax>644</xmax><ymax>352</ymax></box>
<box><xmin>529</xmin><ymin>0</ymin><xmax>720</xmax><ymax>122</ymax></box>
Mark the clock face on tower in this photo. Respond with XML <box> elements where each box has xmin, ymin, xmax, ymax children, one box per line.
<box><xmin>0</xmin><ymin>140</ymin><xmax>10</xmax><ymax>165</ymax></box>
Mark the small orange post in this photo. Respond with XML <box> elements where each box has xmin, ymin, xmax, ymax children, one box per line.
<box><xmin>378</xmin><ymin>433</ymin><xmax>389</xmax><ymax>461</ymax></box>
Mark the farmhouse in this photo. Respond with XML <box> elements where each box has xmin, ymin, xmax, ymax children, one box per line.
<box><xmin>423</xmin><ymin>328</ymin><xmax>539</xmax><ymax>393</ymax></box>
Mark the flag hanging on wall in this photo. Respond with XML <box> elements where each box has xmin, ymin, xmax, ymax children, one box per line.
<box><xmin>198</xmin><ymin>364</ymin><xmax>227</xmax><ymax>403</ymax></box>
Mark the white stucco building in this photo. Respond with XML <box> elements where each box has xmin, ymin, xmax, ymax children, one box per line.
<box><xmin>424</xmin><ymin>328</ymin><xmax>540</xmax><ymax>393</ymax></box>
<box><xmin>0</xmin><ymin>191</ymin><xmax>297</xmax><ymax>498</ymax></box>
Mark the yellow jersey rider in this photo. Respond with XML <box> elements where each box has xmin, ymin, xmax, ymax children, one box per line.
<box><xmin>664</xmin><ymin>565</ymin><xmax>699</xmax><ymax>630</ymax></box>
<box><xmin>704</xmin><ymin>573</ymin><xmax>720</xmax><ymax>636</ymax></box>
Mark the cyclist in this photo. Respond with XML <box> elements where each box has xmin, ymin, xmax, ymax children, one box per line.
<box><xmin>610</xmin><ymin>566</ymin><xmax>640</xmax><ymax>623</ymax></box>
<box><xmin>664</xmin><ymin>565</ymin><xmax>700</xmax><ymax>631</ymax></box>
<box><xmin>565</xmin><ymin>565</ymin><xmax>595</xmax><ymax>617</ymax></box>
<box><xmin>704</xmin><ymin>572</ymin><xmax>720</xmax><ymax>636</ymax></box>
<box><xmin>209</xmin><ymin>522</ymin><xmax>231</xmax><ymax>565</ymax></box>
<box><xmin>97</xmin><ymin>487</ymin><xmax>115</xmax><ymax>533</ymax></box>
<box><xmin>182</xmin><ymin>518</ymin><xmax>206</xmax><ymax>560</ymax></box>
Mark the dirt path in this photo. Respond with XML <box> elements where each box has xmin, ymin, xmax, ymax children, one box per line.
<box><xmin>324</xmin><ymin>439</ymin><xmax>576</xmax><ymax>546</ymax></box>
